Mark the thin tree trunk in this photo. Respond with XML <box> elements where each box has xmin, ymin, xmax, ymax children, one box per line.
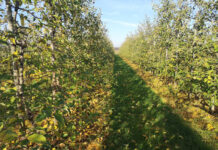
<box><xmin>210</xmin><ymin>97</ymin><xmax>215</xmax><ymax>113</ymax></box>
<box><xmin>6</xmin><ymin>0</ymin><xmax>29</xmax><ymax>120</ymax></box>
<box><xmin>165</xmin><ymin>47</ymin><xmax>168</xmax><ymax>76</ymax></box>
<box><xmin>19</xmin><ymin>46</ymin><xmax>31</xmax><ymax>119</ymax></box>
<box><xmin>6</xmin><ymin>0</ymin><xmax>19</xmax><ymax>97</ymax></box>
<box><xmin>191</xmin><ymin>29</ymin><xmax>197</xmax><ymax>75</ymax></box>
<box><xmin>210</xmin><ymin>76</ymin><xmax>216</xmax><ymax>114</ymax></box>
<box><xmin>50</xmin><ymin>37</ymin><xmax>56</xmax><ymax>100</ymax></box>
<box><xmin>49</xmin><ymin>1</ymin><xmax>59</xmax><ymax>100</ymax></box>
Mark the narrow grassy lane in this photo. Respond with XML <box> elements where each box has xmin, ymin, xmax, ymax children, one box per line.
<box><xmin>104</xmin><ymin>56</ymin><xmax>211</xmax><ymax>150</ymax></box>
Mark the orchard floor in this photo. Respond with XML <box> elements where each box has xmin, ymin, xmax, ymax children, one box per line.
<box><xmin>104</xmin><ymin>56</ymin><xmax>212</xmax><ymax>150</ymax></box>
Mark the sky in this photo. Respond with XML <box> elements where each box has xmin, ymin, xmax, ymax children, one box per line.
<box><xmin>94</xmin><ymin>0</ymin><xmax>155</xmax><ymax>47</ymax></box>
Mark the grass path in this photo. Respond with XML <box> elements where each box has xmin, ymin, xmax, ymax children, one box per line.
<box><xmin>104</xmin><ymin>56</ymin><xmax>211</xmax><ymax>150</ymax></box>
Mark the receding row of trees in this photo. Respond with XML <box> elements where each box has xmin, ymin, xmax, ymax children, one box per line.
<box><xmin>119</xmin><ymin>0</ymin><xmax>217</xmax><ymax>113</ymax></box>
<box><xmin>0</xmin><ymin>0</ymin><xmax>114</xmax><ymax>149</ymax></box>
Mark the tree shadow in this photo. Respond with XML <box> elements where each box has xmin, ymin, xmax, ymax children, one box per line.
<box><xmin>104</xmin><ymin>56</ymin><xmax>212</xmax><ymax>150</ymax></box>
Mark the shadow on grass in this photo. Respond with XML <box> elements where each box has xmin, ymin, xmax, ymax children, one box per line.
<box><xmin>104</xmin><ymin>56</ymin><xmax>212</xmax><ymax>150</ymax></box>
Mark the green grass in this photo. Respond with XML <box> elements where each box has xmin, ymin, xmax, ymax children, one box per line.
<box><xmin>104</xmin><ymin>55</ymin><xmax>212</xmax><ymax>150</ymax></box>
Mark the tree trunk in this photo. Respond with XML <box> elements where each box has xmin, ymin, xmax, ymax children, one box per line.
<box><xmin>51</xmin><ymin>29</ymin><xmax>57</xmax><ymax>100</ymax></box>
<box><xmin>49</xmin><ymin>1</ymin><xmax>59</xmax><ymax>100</ymax></box>
<box><xmin>210</xmin><ymin>78</ymin><xmax>217</xmax><ymax>114</ymax></box>
<box><xmin>19</xmin><ymin>46</ymin><xmax>31</xmax><ymax>119</ymax></box>
<box><xmin>6</xmin><ymin>0</ymin><xmax>29</xmax><ymax>119</ymax></box>
<box><xmin>50</xmin><ymin>36</ymin><xmax>56</xmax><ymax>100</ymax></box>
<box><xmin>6</xmin><ymin>0</ymin><xmax>20</xmax><ymax>97</ymax></box>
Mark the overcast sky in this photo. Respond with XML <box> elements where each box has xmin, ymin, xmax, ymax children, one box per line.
<box><xmin>94</xmin><ymin>0</ymin><xmax>155</xmax><ymax>47</ymax></box>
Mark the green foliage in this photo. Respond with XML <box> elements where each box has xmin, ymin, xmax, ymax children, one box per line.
<box><xmin>27</xmin><ymin>134</ymin><xmax>46</xmax><ymax>143</ymax></box>
<box><xmin>119</xmin><ymin>0</ymin><xmax>217</xmax><ymax>112</ymax></box>
<box><xmin>0</xmin><ymin>0</ymin><xmax>114</xmax><ymax>149</ymax></box>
